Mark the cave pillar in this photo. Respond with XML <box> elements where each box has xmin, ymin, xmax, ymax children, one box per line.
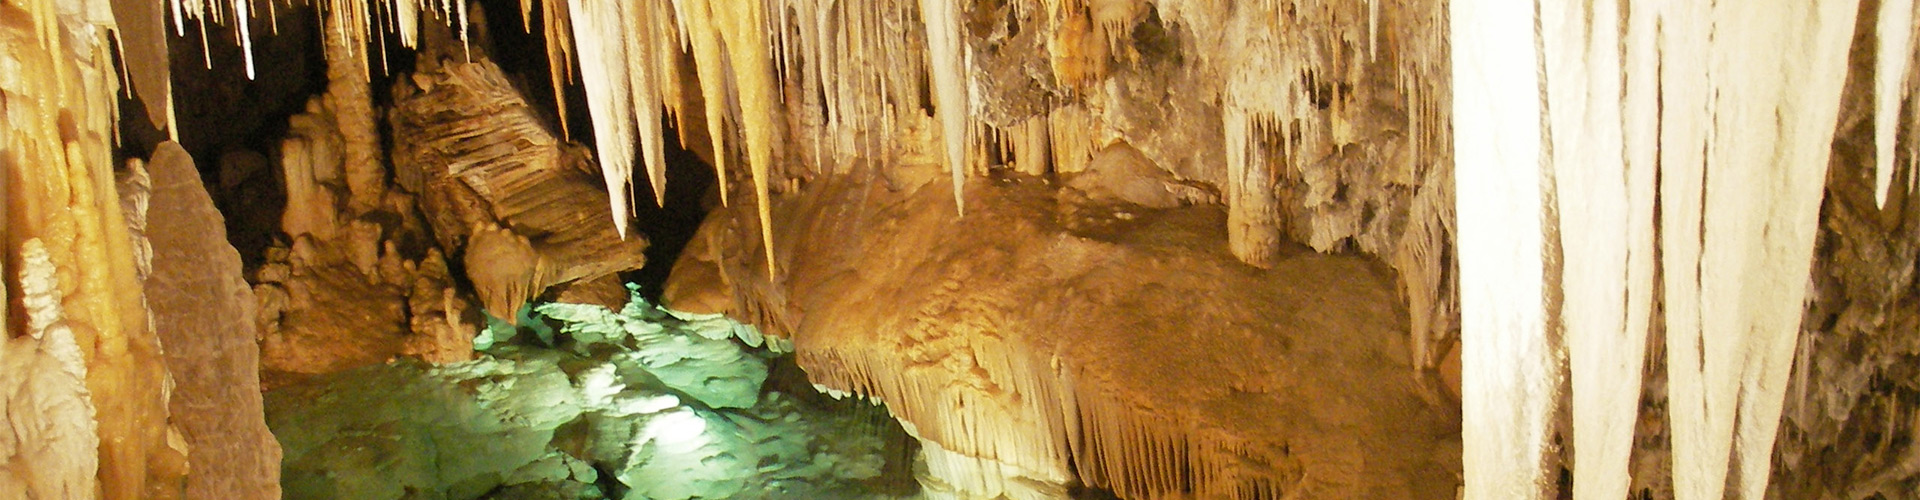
<box><xmin>319</xmin><ymin>3</ymin><xmax>387</xmax><ymax>215</ymax></box>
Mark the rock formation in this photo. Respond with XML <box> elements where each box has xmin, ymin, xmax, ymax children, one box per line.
<box><xmin>253</xmin><ymin>89</ymin><xmax>484</xmax><ymax>384</ymax></box>
<box><xmin>667</xmin><ymin>178</ymin><xmax>1462</xmax><ymax>499</ymax></box>
<box><xmin>138</xmin><ymin>142</ymin><xmax>283</xmax><ymax>499</ymax></box>
<box><xmin>2</xmin><ymin>3</ymin><xmax>187</xmax><ymax>497</ymax></box>
<box><xmin>389</xmin><ymin>26</ymin><xmax>649</xmax><ymax>322</ymax></box>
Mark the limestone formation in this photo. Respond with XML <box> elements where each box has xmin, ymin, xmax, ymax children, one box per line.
<box><xmin>2</xmin><ymin>3</ymin><xmax>187</xmax><ymax>497</ymax></box>
<box><xmin>139</xmin><ymin>142</ymin><xmax>283</xmax><ymax>499</ymax></box>
<box><xmin>8</xmin><ymin>0</ymin><xmax>1920</xmax><ymax>498</ymax></box>
<box><xmin>668</xmin><ymin>179</ymin><xmax>1463</xmax><ymax>499</ymax></box>
<box><xmin>254</xmin><ymin>41</ymin><xmax>483</xmax><ymax>383</ymax></box>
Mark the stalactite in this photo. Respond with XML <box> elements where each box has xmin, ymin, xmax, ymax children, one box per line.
<box><xmin>566</xmin><ymin>0</ymin><xmax>639</xmax><ymax>238</ymax></box>
<box><xmin>1454</xmin><ymin>1</ymin><xmax>1862</xmax><ymax>498</ymax></box>
<box><xmin>710</xmin><ymin>0</ymin><xmax>784</xmax><ymax>276</ymax></box>
<box><xmin>109</xmin><ymin>0</ymin><xmax>174</xmax><ymax>137</ymax></box>
<box><xmin>3</xmin><ymin>3</ymin><xmax>188</xmax><ymax>497</ymax></box>
<box><xmin>539</xmin><ymin>0</ymin><xmax>574</xmax><ymax>138</ymax></box>
<box><xmin>1011</xmin><ymin>116</ymin><xmax>1052</xmax><ymax>176</ymax></box>
<box><xmin>1646</xmin><ymin>3</ymin><xmax>1862</xmax><ymax>498</ymax></box>
<box><xmin>1048</xmin><ymin>104</ymin><xmax>1096</xmax><ymax>175</ymax></box>
<box><xmin>1875</xmin><ymin>0</ymin><xmax>1916</xmax><ymax>208</ymax></box>
<box><xmin>921</xmin><ymin>0</ymin><xmax>972</xmax><ymax>216</ymax></box>
<box><xmin>1538</xmin><ymin>0</ymin><xmax>1657</xmax><ymax>497</ymax></box>
<box><xmin>1714</xmin><ymin>5</ymin><xmax>1857</xmax><ymax>497</ymax></box>
<box><xmin>625</xmin><ymin>1</ymin><xmax>672</xmax><ymax>210</ymax></box>
<box><xmin>1450</xmin><ymin>0</ymin><xmax>1555</xmax><ymax>498</ymax></box>
<box><xmin>668</xmin><ymin>0</ymin><xmax>735</xmax><ymax>208</ymax></box>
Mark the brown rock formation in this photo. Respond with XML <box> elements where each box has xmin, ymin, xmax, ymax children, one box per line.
<box><xmin>253</xmin><ymin>36</ymin><xmax>483</xmax><ymax>383</ymax></box>
<box><xmin>139</xmin><ymin>142</ymin><xmax>282</xmax><ymax>499</ymax></box>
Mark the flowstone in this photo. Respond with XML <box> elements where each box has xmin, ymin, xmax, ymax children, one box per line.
<box><xmin>267</xmin><ymin>288</ymin><xmax>916</xmax><ymax>500</ymax></box>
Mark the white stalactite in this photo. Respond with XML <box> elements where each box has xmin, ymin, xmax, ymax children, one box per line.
<box><xmin>921</xmin><ymin>0</ymin><xmax>971</xmax><ymax>216</ymax></box>
<box><xmin>1656</xmin><ymin>2</ymin><xmax>1858</xmax><ymax>498</ymax></box>
<box><xmin>1875</xmin><ymin>0</ymin><xmax>1915</xmax><ymax>208</ymax></box>
<box><xmin>1450</xmin><ymin>0</ymin><xmax>1555</xmax><ymax>497</ymax></box>
<box><xmin>1539</xmin><ymin>0</ymin><xmax>1656</xmax><ymax>497</ymax></box>
<box><xmin>1461</xmin><ymin>1</ymin><xmax>1859</xmax><ymax>498</ymax></box>
<box><xmin>566</xmin><ymin>0</ymin><xmax>638</xmax><ymax>238</ymax></box>
<box><xmin>1716</xmin><ymin>4</ymin><xmax>1857</xmax><ymax>497</ymax></box>
<box><xmin>669</xmin><ymin>0</ymin><xmax>735</xmax><ymax>208</ymax></box>
<box><xmin>623</xmin><ymin>0</ymin><xmax>671</xmax><ymax>209</ymax></box>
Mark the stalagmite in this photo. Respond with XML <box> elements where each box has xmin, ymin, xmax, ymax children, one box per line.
<box><xmin>1450</xmin><ymin>0</ymin><xmax>1555</xmax><ymax>497</ymax></box>
<box><xmin>140</xmin><ymin>142</ymin><xmax>282</xmax><ymax>500</ymax></box>
<box><xmin>1223</xmin><ymin>107</ymin><xmax>1283</xmax><ymax>269</ymax></box>
<box><xmin>4</xmin><ymin>240</ymin><xmax>102</xmax><ymax>500</ymax></box>
<box><xmin>318</xmin><ymin>0</ymin><xmax>388</xmax><ymax>214</ymax></box>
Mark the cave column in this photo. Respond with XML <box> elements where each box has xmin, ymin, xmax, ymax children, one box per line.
<box><xmin>320</xmin><ymin>2</ymin><xmax>387</xmax><ymax>214</ymax></box>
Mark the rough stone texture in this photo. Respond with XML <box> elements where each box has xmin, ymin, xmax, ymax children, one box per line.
<box><xmin>268</xmin><ymin>293</ymin><xmax>914</xmax><ymax>500</ymax></box>
<box><xmin>141</xmin><ymin>141</ymin><xmax>283</xmax><ymax>500</ymax></box>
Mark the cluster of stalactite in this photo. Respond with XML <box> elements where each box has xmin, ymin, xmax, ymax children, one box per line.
<box><xmin>1453</xmin><ymin>0</ymin><xmax>1920</xmax><ymax>499</ymax></box>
